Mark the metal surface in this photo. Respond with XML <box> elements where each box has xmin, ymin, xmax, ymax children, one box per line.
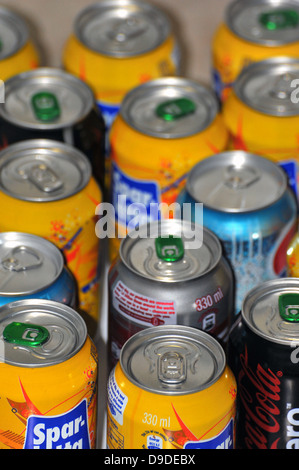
<box><xmin>0</xmin><ymin>6</ymin><xmax>29</xmax><ymax>60</ymax></box>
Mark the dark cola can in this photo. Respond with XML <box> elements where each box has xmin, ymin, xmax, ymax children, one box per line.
<box><xmin>228</xmin><ymin>277</ymin><xmax>299</xmax><ymax>449</ymax></box>
<box><xmin>0</xmin><ymin>67</ymin><xmax>106</xmax><ymax>194</ymax></box>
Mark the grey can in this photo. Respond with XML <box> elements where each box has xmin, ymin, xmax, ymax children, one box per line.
<box><xmin>108</xmin><ymin>219</ymin><xmax>234</xmax><ymax>368</ymax></box>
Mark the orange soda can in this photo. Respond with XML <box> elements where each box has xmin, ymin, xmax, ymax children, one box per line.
<box><xmin>0</xmin><ymin>5</ymin><xmax>39</xmax><ymax>81</ymax></box>
<box><xmin>107</xmin><ymin>325</ymin><xmax>236</xmax><ymax>449</ymax></box>
<box><xmin>108</xmin><ymin>76</ymin><xmax>228</xmax><ymax>260</ymax></box>
<box><xmin>0</xmin><ymin>139</ymin><xmax>102</xmax><ymax>337</ymax></box>
<box><xmin>287</xmin><ymin>233</ymin><xmax>299</xmax><ymax>277</ymax></box>
<box><xmin>212</xmin><ymin>0</ymin><xmax>299</xmax><ymax>102</ymax></box>
<box><xmin>62</xmin><ymin>0</ymin><xmax>180</xmax><ymax>133</ymax></box>
<box><xmin>0</xmin><ymin>299</ymin><xmax>98</xmax><ymax>449</ymax></box>
<box><xmin>222</xmin><ymin>56</ymin><xmax>299</xmax><ymax>201</ymax></box>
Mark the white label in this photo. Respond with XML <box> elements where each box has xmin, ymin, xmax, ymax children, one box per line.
<box><xmin>113</xmin><ymin>280</ymin><xmax>177</xmax><ymax>327</ymax></box>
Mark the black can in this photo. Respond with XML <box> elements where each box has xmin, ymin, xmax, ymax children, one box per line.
<box><xmin>228</xmin><ymin>278</ymin><xmax>299</xmax><ymax>449</ymax></box>
<box><xmin>0</xmin><ymin>67</ymin><xmax>106</xmax><ymax>195</ymax></box>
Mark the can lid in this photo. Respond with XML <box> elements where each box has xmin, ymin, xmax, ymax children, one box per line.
<box><xmin>74</xmin><ymin>0</ymin><xmax>170</xmax><ymax>57</ymax></box>
<box><xmin>120</xmin><ymin>77</ymin><xmax>219</xmax><ymax>138</ymax></box>
<box><xmin>0</xmin><ymin>68</ymin><xmax>95</xmax><ymax>130</ymax></box>
<box><xmin>120</xmin><ymin>219</ymin><xmax>221</xmax><ymax>282</ymax></box>
<box><xmin>186</xmin><ymin>151</ymin><xmax>287</xmax><ymax>213</ymax></box>
<box><xmin>234</xmin><ymin>57</ymin><xmax>299</xmax><ymax>116</ymax></box>
<box><xmin>0</xmin><ymin>139</ymin><xmax>91</xmax><ymax>202</ymax></box>
<box><xmin>242</xmin><ymin>278</ymin><xmax>299</xmax><ymax>345</ymax></box>
<box><xmin>0</xmin><ymin>6</ymin><xmax>29</xmax><ymax>60</ymax></box>
<box><xmin>0</xmin><ymin>299</ymin><xmax>87</xmax><ymax>367</ymax></box>
<box><xmin>227</xmin><ymin>0</ymin><xmax>299</xmax><ymax>46</ymax></box>
<box><xmin>0</xmin><ymin>232</ymin><xmax>64</xmax><ymax>296</ymax></box>
<box><xmin>120</xmin><ymin>325</ymin><xmax>226</xmax><ymax>395</ymax></box>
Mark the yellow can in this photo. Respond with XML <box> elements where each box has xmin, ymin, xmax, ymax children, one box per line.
<box><xmin>0</xmin><ymin>6</ymin><xmax>39</xmax><ymax>81</ymax></box>
<box><xmin>222</xmin><ymin>57</ymin><xmax>299</xmax><ymax>201</ymax></box>
<box><xmin>107</xmin><ymin>76</ymin><xmax>228</xmax><ymax>260</ymax></box>
<box><xmin>287</xmin><ymin>233</ymin><xmax>299</xmax><ymax>277</ymax></box>
<box><xmin>212</xmin><ymin>0</ymin><xmax>299</xmax><ymax>102</ymax></box>
<box><xmin>0</xmin><ymin>299</ymin><xmax>98</xmax><ymax>449</ymax></box>
<box><xmin>107</xmin><ymin>326</ymin><xmax>236</xmax><ymax>449</ymax></box>
<box><xmin>0</xmin><ymin>139</ymin><xmax>102</xmax><ymax>337</ymax></box>
<box><xmin>62</xmin><ymin>0</ymin><xmax>180</xmax><ymax>131</ymax></box>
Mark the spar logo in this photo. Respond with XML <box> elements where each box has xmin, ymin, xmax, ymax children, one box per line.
<box><xmin>184</xmin><ymin>419</ymin><xmax>234</xmax><ymax>449</ymax></box>
<box><xmin>23</xmin><ymin>399</ymin><xmax>90</xmax><ymax>449</ymax></box>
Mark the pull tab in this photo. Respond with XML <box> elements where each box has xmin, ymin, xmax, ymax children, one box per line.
<box><xmin>108</xmin><ymin>17</ymin><xmax>148</xmax><ymax>43</ymax></box>
<box><xmin>18</xmin><ymin>162</ymin><xmax>63</xmax><ymax>193</ymax></box>
<box><xmin>158</xmin><ymin>351</ymin><xmax>186</xmax><ymax>384</ymax></box>
<box><xmin>31</xmin><ymin>92</ymin><xmax>60</xmax><ymax>121</ymax></box>
<box><xmin>259</xmin><ymin>9</ymin><xmax>299</xmax><ymax>30</ymax></box>
<box><xmin>1</xmin><ymin>245</ymin><xmax>43</xmax><ymax>273</ymax></box>
<box><xmin>279</xmin><ymin>293</ymin><xmax>299</xmax><ymax>322</ymax></box>
<box><xmin>269</xmin><ymin>73</ymin><xmax>295</xmax><ymax>100</ymax></box>
<box><xmin>156</xmin><ymin>98</ymin><xmax>196</xmax><ymax>121</ymax></box>
<box><xmin>3</xmin><ymin>322</ymin><xmax>50</xmax><ymax>347</ymax></box>
<box><xmin>224</xmin><ymin>164</ymin><xmax>260</xmax><ymax>190</ymax></box>
<box><xmin>155</xmin><ymin>235</ymin><xmax>184</xmax><ymax>262</ymax></box>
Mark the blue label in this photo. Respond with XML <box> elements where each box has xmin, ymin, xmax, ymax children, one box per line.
<box><xmin>111</xmin><ymin>162</ymin><xmax>160</xmax><ymax>227</ymax></box>
<box><xmin>24</xmin><ymin>399</ymin><xmax>90</xmax><ymax>449</ymax></box>
<box><xmin>184</xmin><ymin>419</ymin><xmax>234</xmax><ymax>449</ymax></box>
<box><xmin>97</xmin><ymin>101</ymin><xmax>120</xmax><ymax>131</ymax></box>
<box><xmin>279</xmin><ymin>160</ymin><xmax>298</xmax><ymax>198</ymax></box>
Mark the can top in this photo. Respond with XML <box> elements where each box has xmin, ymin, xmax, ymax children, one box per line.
<box><xmin>120</xmin><ymin>77</ymin><xmax>219</xmax><ymax>138</ymax></box>
<box><xmin>226</xmin><ymin>0</ymin><xmax>299</xmax><ymax>46</ymax></box>
<box><xmin>120</xmin><ymin>219</ymin><xmax>221</xmax><ymax>282</ymax></box>
<box><xmin>0</xmin><ymin>299</ymin><xmax>87</xmax><ymax>367</ymax></box>
<box><xmin>0</xmin><ymin>6</ymin><xmax>29</xmax><ymax>60</ymax></box>
<box><xmin>0</xmin><ymin>68</ymin><xmax>96</xmax><ymax>130</ymax></box>
<box><xmin>74</xmin><ymin>0</ymin><xmax>170</xmax><ymax>57</ymax></box>
<box><xmin>242</xmin><ymin>278</ymin><xmax>299</xmax><ymax>346</ymax></box>
<box><xmin>0</xmin><ymin>139</ymin><xmax>92</xmax><ymax>202</ymax></box>
<box><xmin>120</xmin><ymin>325</ymin><xmax>226</xmax><ymax>395</ymax></box>
<box><xmin>0</xmin><ymin>232</ymin><xmax>64</xmax><ymax>296</ymax></box>
<box><xmin>234</xmin><ymin>57</ymin><xmax>299</xmax><ymax>116</ymax></box>
<box><xmin>186</xmin><ymin>151</ymin><xmax>287</xmax><ymax>213</ymax></box>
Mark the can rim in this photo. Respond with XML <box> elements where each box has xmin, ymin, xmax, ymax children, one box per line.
<box><xmin>119</xmin><ymin>325</ymin><xmax>226</xmax><ymax>395</ymax></box>
<box><xmin>0</xmin><ymin>299</ymin><xmax>87</xmax><ymax>367</ymax></box>
<box><xmin>0</xmin><ymin>232</ymin><xmax>64</xmax><ymax>296</ymax></box>
<box><xmin>0</xmin><ymin>67</ymin><xmax>96</xmax><ymax>130</ymax></box>
<box><xmin>0</xmin><ymin>6</ymin><xmax>29</xmax><ymax>59</ymax></box>
<box><xmin>73</xmin><ymin>0</ymin><xmax>170</xmax><ymax>57</ymax></box>
<box><xmin>185</xmin><ymin>150</ymin><xmax>288</xmax><ymax>213</ymax></box>
<box><xmin>119</xmin><ymin>219</ymin><xmax>223</xmax><ymax>282</ymax></box>
<box><xmin>0</xmin><ymin>139</ymin><xmax>92</xmax><ymax>202</ymax></box>
<box><xmin>226</xmin><ymin>0</ymin><xmax>299</xmax><ymax>46</ymax></box>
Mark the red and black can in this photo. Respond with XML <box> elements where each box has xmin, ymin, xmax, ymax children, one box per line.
<box><xmin>228</xmin><ymin>278</ymin><xmax>299</xmax><ymax>449</ymax></box>
<box><xmin>0</xmin><ymin>67</ymin><xmax>106</xmax><ymax>195</ymax></box>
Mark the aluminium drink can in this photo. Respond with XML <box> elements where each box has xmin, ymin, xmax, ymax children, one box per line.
<box><xmin>108</xmin><ymin>218</ymin><xmax>234</xmax><ymax>368</ymax></box>
<box><xmin>222</xmin><ymin>56</ymin><xmax>299</xmax><ymax>200</ymax></box>
<box><xmin>212</xmin><ymin>0</ymin><xmax>299</xmax><ymax>102</ymax></box>
<box><xmin>62</xmin><ymin>0</ymin><xmax>180</xmax><ymax>134</ymax></box>
<box><xmin>228</xmin><ymin>277</ymin><xmax>299</xmax><ymax>449</ymax></box>
<box><xmin>0</xmin><ymin>67</ymin><xmax>106</xmax><ymax>195</ymax></box>
<box><xmin>0</xmin><ymin>299</ymin><xmax>98</xmax><ymax>449</ymax></box>
<box><xmin>0</xmin><ymin>232</ymin><xmax>76</xmax><ymax>308</ymax></box>
<box><xmin>109</xmin><ymin>76</ymin><xmax>228</xmax><ymax>261</ymax></box>
<box><xmin>0</xmin><ymin>6</ymin><xmax>39</xmax><ymax>82</ymax></box>
<box><xmin>107</xmin><ymin>325</ymin><xmax>237</xmax><ymax>449</ymax></box>
<box><xmin>0</xmin><ymin>139</ymin><xmax>102</xmax><ymax>337</ymax></box>
<box><xmin>177</xmin><ymin>151</ymin><xmax>298</xmax><ymax>314</ymax></box>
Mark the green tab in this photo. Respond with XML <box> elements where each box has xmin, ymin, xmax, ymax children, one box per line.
<box><xmin>31</xmin><ymin>91</ymin><xmax>60</xmax><ymax>121</ymax></box>
<box><xmin>278</xmin><ymin>294</ymin><xmax>299</xmax><ymax>322</ymax></box>
<box><xmin>3</xmin><ymin>322</ymin><xmax>50</xmax><ymax>347</ymax></box>
<box><xmin>155</xmin><ymin>235</ymin><xmax>184</xmax><ymax>262</ymax></box>
<box><xmin>259</xmin><ymin>9</ymin><xmax>299</xmax><ymax>30</ymax></box>
<box><xmin>156</xmin><ymin>98</ymin><xmax>196</xmax><ymax>121</ymax></box>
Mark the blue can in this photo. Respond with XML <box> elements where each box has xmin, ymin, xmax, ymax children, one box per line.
<box><xmin>177</xmin><ymin>151</ymin><xmax>298</xmax><ymax>314</ymax></box>
<box><xmin>0</xmin><ymin>232</ymin><xmax>77</xmax><ymax>307</ymax></box>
